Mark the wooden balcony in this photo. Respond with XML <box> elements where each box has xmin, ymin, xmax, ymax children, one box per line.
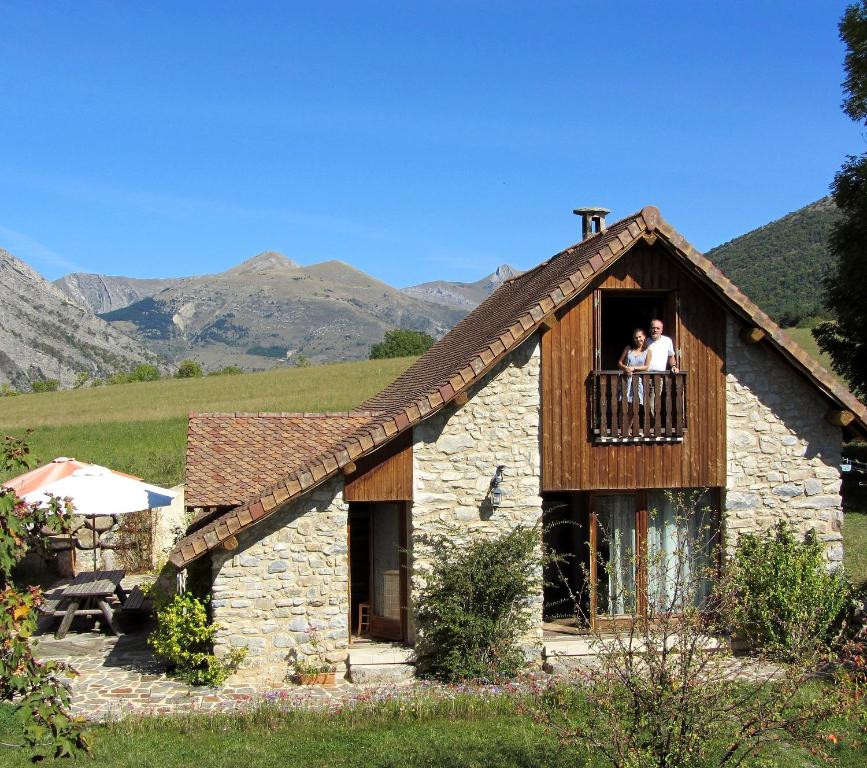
<box><xmin>591</xmin><ymin>371</ymin><xmax>687</xmax><ymax>443</ymax></box>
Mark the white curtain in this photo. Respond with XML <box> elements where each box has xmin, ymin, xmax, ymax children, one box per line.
<box><xmin>646</xmin><ymin>490</ymin><xmax>714</xmax><ymax>612</ymax></box>
<box><xmin>372</xmin><ymin>504</ymin><xmax>401</xmax><ymax>620</ymax></box>
<box><xmin>597</xmin><ymin>495</ymin><xmax>636</xmax><ymax>616</ymax></box>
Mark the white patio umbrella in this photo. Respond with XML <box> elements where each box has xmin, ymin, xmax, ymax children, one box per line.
<box><xmin>24</xmin><ymin>465</ymin><xmax>177</xmax><ymax>571</ymax></box>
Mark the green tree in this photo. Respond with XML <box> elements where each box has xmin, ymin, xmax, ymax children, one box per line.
<box><xmin>813</xmin><ymin>1</ymin><xmax>867</xmax><ymax>400</ymax></box>
<box><xmin>369</xmin><ymin>328</ymin><xmax>435</xmax><ymax>359</ymax></box>
<box><xmin>175</xmin><ymin>359</ymin><xmax>203</xmax><ymax>379</ymax></box>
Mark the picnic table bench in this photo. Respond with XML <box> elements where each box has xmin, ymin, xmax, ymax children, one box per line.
<box><xmin>43</xmin><ymin>569</ymin><xmax>128</xmax><ymax>639</ymax></box>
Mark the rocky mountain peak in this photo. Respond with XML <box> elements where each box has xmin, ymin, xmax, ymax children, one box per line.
<box><xmin>227</xmin><ymin>251</ymin><xmax>300</xmax><ymax>275</ymax></box>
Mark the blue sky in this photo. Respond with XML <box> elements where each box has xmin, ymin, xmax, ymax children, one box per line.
<box><xmin>0</xmin><ymin>1</ymin><xmax>861</xmax><ymax>287</ymax></box>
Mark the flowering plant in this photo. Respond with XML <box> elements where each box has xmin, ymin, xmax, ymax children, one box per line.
<box><xmin>288</xmin><ymin>625</ymin><xmax>336</xmax><ymax>678</ymax></box>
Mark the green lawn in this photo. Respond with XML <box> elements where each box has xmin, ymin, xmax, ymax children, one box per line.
<box><xmin>1</xmin><ymin>690</ymin><xmax>865</xmax><ymax>768</ymax></box>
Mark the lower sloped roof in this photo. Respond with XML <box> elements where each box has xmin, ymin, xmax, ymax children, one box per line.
<box><xmin>185</xmin><ymin>412</ymin><xmax>376</xmax><ymax>507</ymax></box>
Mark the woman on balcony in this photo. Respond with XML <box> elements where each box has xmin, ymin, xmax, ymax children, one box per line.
<box><xmin>618</xmin><ymin>328</ymin><xmax>653</xmax><ymax>412</ymax></box>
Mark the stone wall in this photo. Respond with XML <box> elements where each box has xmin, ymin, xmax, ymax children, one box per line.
<box><xmin>411</xmin><ymin>335</ymin><xmax>544</xmax><ymax>645</ymax></box>
<box><xmin>210</xmin><ymin>477</ymin><xmax>349</xmax><ymax>683</ymax></box>
<box><xmin>725</xmin><ymin>316</ymin><xmax>844</xmax><ymax>563</ymax></box>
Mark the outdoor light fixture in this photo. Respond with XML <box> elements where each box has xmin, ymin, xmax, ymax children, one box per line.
<box><xmin>489</xmin><ymin>465</ymin><xmax>506</xmax><ymax>509</ymax></box>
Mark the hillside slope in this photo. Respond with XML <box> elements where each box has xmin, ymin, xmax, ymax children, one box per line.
<box><xmin>0</xmin><ymin>248</ymin><xmax>165</xmax><ymax>389</ymax></box>
<box><xmin>98</xmin><ymin>252</ymin><xmax>466</xmax><ymax>367</ymax></box>
<box><xmin>707</xmin><ymin>197</ymin><xmax>839</xmax><ymax>326</ymax></box>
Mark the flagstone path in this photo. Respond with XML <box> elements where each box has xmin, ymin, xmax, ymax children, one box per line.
<box><xmin>32</xmin><ymin>617</ymin><xmax>364</xmax><ymax>721</ymax></box>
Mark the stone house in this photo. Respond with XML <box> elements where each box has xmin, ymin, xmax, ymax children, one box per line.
<box><xmin>169</xmin><ymin>206</ymin><xmax>867</xmax><ymax>682</ymax></box>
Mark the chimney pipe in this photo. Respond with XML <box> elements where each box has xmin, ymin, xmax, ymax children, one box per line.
<box><xmin>573</xmin><ymin>207</ymin><xmax>610</xmax><ymax>240</ymax></box>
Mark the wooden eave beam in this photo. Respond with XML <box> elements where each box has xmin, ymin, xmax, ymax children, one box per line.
<box><xmin>540</xmin><ymin>313</ymin><xmax>559</xmax><ymax>332</ymax></box>
<box><xmin>739</xmin><ymin>326</ymin><xmax>766</xmax><ymax>345</ymax></box>
<box><xmin>826</xmin><ymin>409</ymin><xmax>855</xmax><ymax>428</ymax></box>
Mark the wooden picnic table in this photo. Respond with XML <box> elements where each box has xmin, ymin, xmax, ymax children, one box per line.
<box><xmin>46</xmin><ymin>569</ymin><xmax>128</xmax><ymax>639</ymax></box>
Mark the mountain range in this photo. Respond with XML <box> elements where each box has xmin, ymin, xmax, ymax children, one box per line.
<box><xmin>0</xmin><ymin>248</ymin><xmax>165</xmax><ymax>390</ymax></box>
<box><xmin>0</xmin><ymin>197</ymin><xmax>840</xmax><ymax>389</ymax></box>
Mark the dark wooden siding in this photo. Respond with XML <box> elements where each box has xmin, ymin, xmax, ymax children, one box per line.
<box><xmin>541</xmin><ymin>241</ymin><xmax>726</xmax><ymax>491</ymax></box>
<box><xmin>344</xmin><ymin>432</ymin><xmax>413</xmax><ymax>501</ymax></box>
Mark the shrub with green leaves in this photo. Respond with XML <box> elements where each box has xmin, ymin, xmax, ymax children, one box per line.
<box><xmin>726</xmin><ymin>522</ymin><xmax>851</xmax><ymax>658</ymax></box>
<box><xmin>175</xmin><ymin>359</ymin><xmax>203</xmax><ymax>379</ymax></box>
<box><xmin>31</xmin><ymin>378</ymin><xmax>59</xmax><ymax>393</ymax></box>
<box><xmin>414</xmin><ymin>526</ymin><xmax>541</xmax><ymax>683</ymax></box>
<box><xmin>149</xmin><ymin>592</ymin><xmax>246</xmax><ymax>686</ymax></box>
<box><xmin>1</xmin><ymin>434</ymin><xmax>92</xmax><ymax>759</ymax></box>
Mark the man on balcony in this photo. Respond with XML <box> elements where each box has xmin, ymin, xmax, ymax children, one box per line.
<box><xmin>646</xmin><ymin>319</ymin><xmax>678</xmax><ymax>373</ymax></box>
<box><xmin>645</xmin><ymin>319</ymin><xmax>678</xmax><ymax>426</ymax></box>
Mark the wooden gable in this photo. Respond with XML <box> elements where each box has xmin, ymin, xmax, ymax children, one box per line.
<box><xmin>541</xmin><ymin>240</ymin><xmax>726</xmax><ymax>491</ymax></box>
<box><xmin>344</xmin><ymin>431</ymin><xmax>413</xmax><ymax>502</ymax></box>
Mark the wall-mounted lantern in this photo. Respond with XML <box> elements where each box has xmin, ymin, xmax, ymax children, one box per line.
<box><xmin>488</xmin><ymin>464</ymin><xmax>506</xmax><ymax>510</ymax></box>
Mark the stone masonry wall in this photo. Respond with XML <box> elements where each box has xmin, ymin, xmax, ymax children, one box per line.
<box><xmin>725</xmin><ymin>316</ymin><xmax>844</xmax><ymax>563</ymax></box>
<box><xmin>411</xmin><ymin>336</ymin><xmax>544</xmax><ymax>646</ymax></box>
<box><xmin>210</xmin><ymin>477</ymin><xmax>349</xmax><ymax>683</ymax></box>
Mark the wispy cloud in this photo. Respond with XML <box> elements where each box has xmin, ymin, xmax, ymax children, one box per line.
<box><xmin>3</xmin><ymin>167</ymin><xmax>408</xmax><ymax>246</ymax></box>
<box><xmin>0</xmin><ymin>224</ymin><xmax>83</xmax><ymax>274</ymax></box>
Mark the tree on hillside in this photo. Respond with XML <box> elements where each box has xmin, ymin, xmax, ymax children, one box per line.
<box><xmin>369</xmin><ymin>328</ymin><xmax>435</xmax><ymax>359</ymax></box>
<box><xmin>176</xmin><ymin>359</ymin><xmax>203</xmax><ymax>378</ymax></box>
<box><xmin>813</xmin><ymin>1</ymin><xmax>867</xmax><ymax>400</ymax></box>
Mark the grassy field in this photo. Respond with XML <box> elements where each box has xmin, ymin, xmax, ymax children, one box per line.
<box><xmin>0</xmin><ymin>688</ymin><xmax>864</xmax><ymax>768</ymax></box>
<box><xmin>844</xmin><ymin>510</ymin><xmax>867</xmax><ymax>589</ymax></box>
<box><xmin>0</xmin><ymin>358</ymin><xmax>413</xmax><ymax>486</ymax></box>
<box><xmin>785</xmin><ymin>326</ymin><xmax>837</xmax><ymax>374</ymax></box>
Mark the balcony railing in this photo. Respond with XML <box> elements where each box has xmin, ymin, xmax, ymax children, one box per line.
<box><xmin>591</xmin><ymin>371</ymin><xmax>687</xmax><ymax>442</ymax></box>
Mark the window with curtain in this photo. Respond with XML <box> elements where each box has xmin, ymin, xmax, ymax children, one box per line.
<box><xmin>592</xmin><ymin>489</ymin><xmax>718</xmax><ymax>623</ymax></box>
<box><xmin>596</xmin><ymin>494</ymin><xmax>637</xmax><ymax>616</ymax></box>
<box><xmin>646</xmin><ymin>489</ymin><xmax>716</xmax><ymax>613</ymax></box>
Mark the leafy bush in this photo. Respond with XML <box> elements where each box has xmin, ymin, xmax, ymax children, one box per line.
<box><xmin>176</xmin><ymin>359</ymin><xmax>203</xmax><ymax>378</ymax></box>
<box><xmin>726</xmin><ymin>522</ymin><xmax>851</xmax><ymax>658</ymax></box>
<box><xmin>149</xmin><ymin>592</ymin><xmax>246</xmax><ymax>686</ymax></box>
<box><xmin>414</xmin><ymin>526</ymin><xmax>540</xmax><ymax>682</ymax></box>
<box><xmin>108</xmin><ymin>363</ymin><xmax>162</xmax><ymax>385</ymax></box>
<box><xmin>370</xmin><ymin>328</ymin><xmax>434</xmax><ymax>359</ymax></box>
<box><xmin>1</xmin><ymin>434</ymin><xmax>92</xmax><ymax>758</ymax></box>
<box><xmin>31</xmin><ymin>379</ymin><xmax>59</xmax><ymax>393</ymax></box>
<box><xmin>130</xmin><ymin>363</ymin><xmax>162</xmax><ymax>382</ymax></box>
<box><xmin>536</xmin><ymin>496</ymin><xmax>854</xmax><ymax>768</ymax></box>
<box><xmin>207</xmin><ymin>365</ymin><xmax>243</xmax><ymax>376</ymax></box>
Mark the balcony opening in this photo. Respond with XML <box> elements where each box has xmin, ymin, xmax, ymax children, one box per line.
<box><xmin>598</xmin><ymin>292</ymin><xmax>674</xmax><ymax>370</ymax></box>
<box><xmin>593</xmin><ymin>290</ymin><xmax>685</xmax><ymax>442</ymax></box>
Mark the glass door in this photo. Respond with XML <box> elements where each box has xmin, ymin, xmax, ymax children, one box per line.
<box><xmin>369</xmin><ymin>502</ymin><xmax>405</xmax><ymax>641</ymax></box>
<box><xmin>592</xmin><ymin>494</ymin><xmax>638</xmax><ymax>623</ymax></box>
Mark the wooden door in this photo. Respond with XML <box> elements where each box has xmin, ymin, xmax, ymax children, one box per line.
<box><xmin>368</xmin><ymin>502</ymin><xmax>407</xmax><ymax>641</ymax></box>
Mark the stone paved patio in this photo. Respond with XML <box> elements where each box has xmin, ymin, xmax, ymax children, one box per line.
<box><xmin>30</xmin><ymin>576</ymin><xmax>379</xmax><ymax>722</ymax></box>
<box><xmin>32</xmin><ymin>619</ymin><xmax>371</xmax><ymax>721</ymax></box>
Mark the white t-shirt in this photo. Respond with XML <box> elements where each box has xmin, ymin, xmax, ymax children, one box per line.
<box><xmin>646</xmin><ymin>335</ymin><xmax>675</xmax><ymax>371</ymax></box>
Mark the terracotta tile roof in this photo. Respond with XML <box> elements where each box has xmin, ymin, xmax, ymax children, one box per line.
<box><xmin>168</xmin><ymin>206</ymin><xmax>867</xmax><ymax>569</ymax></box>
<box><xmin>185</xmin><ymin>412</ymin><xmax>376</xmax><ymax>507</ymax></box>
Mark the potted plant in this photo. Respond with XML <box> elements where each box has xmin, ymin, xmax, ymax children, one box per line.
<box><xmin>288</xmin><ymin>625</ymin><xmax>337</xmax><ymax>686</ymax></box>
